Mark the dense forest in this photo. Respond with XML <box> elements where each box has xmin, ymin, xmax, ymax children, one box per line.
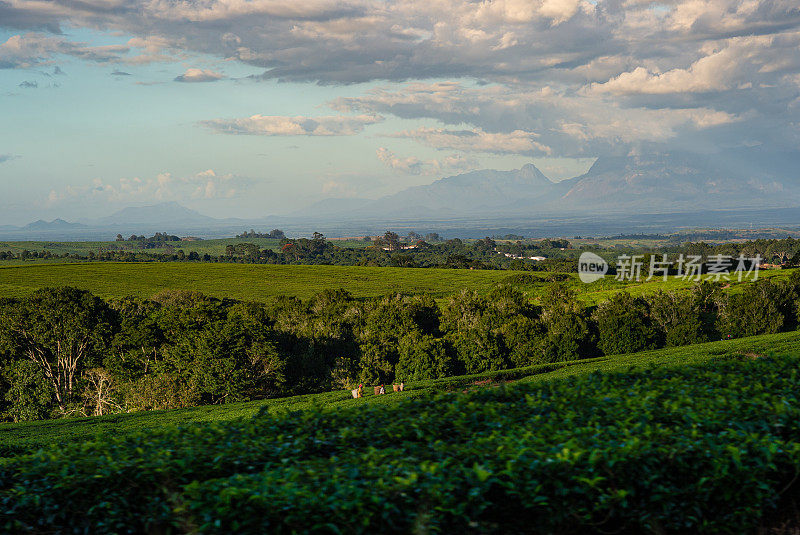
<box><xmin>2</xmin><ymin>272</ymin><xmax>799</xmax><ymax>422</ymax></box>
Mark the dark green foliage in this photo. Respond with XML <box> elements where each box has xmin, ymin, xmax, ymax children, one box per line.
<box><xmin>498</xmin><ymin>316</ymin><xmax>546</xmax><ymax>367</ymax></box>
<box><xmin>648</xmin><ymin>290</ymin><xmax>709</xmax><ymax>346</ymax></box>
<box><xmin>539</xmin><ymin>283</ymin><xmax>595</xmax><ymax>362</ymax></box>
<box><xmin>449</xmin><ymin>329</ymin><xmax>508</xmax><ymax>374</ymax></box>
<box><xmin>593</xmin><ymin>292</ymin><xmax>660</xmax><ymax>355</ymax></box>
<box><xmin>2</xmin><ymin>274</ymin><xmax>800</xmax><ymax>424</ymax></box>
<box><xmin>0</xmin><ymin>287</ymin><xmax>115</xmax><ymax>413</ymax></box>
<box><xmin>395</xmin><ymin>332</ymin><xmax>455</xmax><ymax>381</ymax></box>
<box><xmin>718</xmin><ymin>280</ymin><xmax>786</xmax><ymax>338</ymax></box>
<box><xmin>2</xmin><ymin>361</ymin><xmax>54</xmax><ymax>421</ymax></box>
<box><xmin>3</xmin><ymin>356</ymin><xmax>800</xmax><ymax>533</ymax></box>
<box><xmin>1</xmin><ymin>329</ymin><xmax>798</xmax><ymax>458</ymax></box>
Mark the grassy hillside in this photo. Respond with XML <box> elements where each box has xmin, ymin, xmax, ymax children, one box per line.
<box><xmin>2</xmin><ymin>329</ymin><xmax>798</xmax><ymax>456</ymax></box>
<box><xmin>0</xmin><ymin>261</ymin><xmax>792</xmax><ymax>303</ymax></box>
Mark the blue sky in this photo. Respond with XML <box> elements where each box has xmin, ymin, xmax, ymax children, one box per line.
<box><xmin>1</xmin><ymin>0</ymin><xmax>798</xmax><ymax>224</ymax></box>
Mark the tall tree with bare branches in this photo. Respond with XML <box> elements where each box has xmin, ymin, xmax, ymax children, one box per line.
<box><xmin>0</xmin><ymin>288</ymin><xmax>115</xmax><ymax>414</ymax></box>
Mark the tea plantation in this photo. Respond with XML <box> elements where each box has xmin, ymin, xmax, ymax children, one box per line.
<box><xmin>2</xmin><ymin>329</ymin><xmax>798</xmax><ymax>456</ymax></box>
<box><xmin>0</xmin><ymin>261</ymin><xmax>793</xmax><ymax>303</ymax></box>
<box><xmin>2</xmin><ymin>332</ymin><xmax>800</xmax><ymax>533</ymax></box>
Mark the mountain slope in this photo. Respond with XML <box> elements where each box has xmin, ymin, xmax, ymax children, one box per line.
<box><xmin>300</xmin><ymin>151</ymin><xmax>800</xmax><ymax>220</ymax></box>
<box><xmin>23</xmin><ymin>218</ymin><xmax>87</xmax><ymax>230</ymax></box>
<box><xmin>356</xmin><ymin>163</ymin><xmax>560</xmax><ymax>218</ymax></box>
<box><xmin>96</xmin><ymin>202</ymin><xmax>217</xmax><ymax>226</ymax></box>
<box><xmin>560</xmin><ymin>152</ymin><xmax>799</xmax><ymax>212</ymax></box>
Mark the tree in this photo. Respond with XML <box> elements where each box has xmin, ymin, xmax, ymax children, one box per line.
<box><xmin>441</xmin><ymin>289</ymin><xmax>487</xmax><ymax>332</ymax></box>
<box><xmin>539</xmin><ymin>283</ymin><xmax>595</xmax><ymax>362</ymax></box>
<box><xmin>717</xmin><ymin>281</ymin><xmax>785</xmax><ymax>339</ymax></box>
<box><xmin>383</xmin><ymin>231</ymin><xmax>401</xmax><ymax>251</ymax></box>
<box><xmin>425</xmin><ymin>233</ymin><xmax>442</xmax><ymax>242</ymax></box>
<box><xmin>0</xmin><ymin>288</ymin><xmax>115</xmax><ymax>414</ymax></box>
<box><xmin>3</xmin><ymin>360</ymin><xmax>54</xmax><ymax>421</ymax></box>
<box><xmin>395</xmin><ymin>333</ymin><xmax>455</xmax><ymax>381</ymax></box>
<box><xmin>500</xmin><ymin>316</ymin><xmax>546</xmax><ymax>367</ymax></box>
<box><xmin>593</xmin><ymin>293</ymin><xmax>659</xmax><ymax>355</ymax></box>
<box><xmin>648</xmin><ymin>291</ymin><xmax>708</xmax><ymax>347</ymax></box>
<box><xmin>449</xmin><ymin>329</ymin><xmax>507</xmax><ymax>374</ymax></box>
<box><xmin>82</xmin><ymin>367</ymin><xmax>118</xmax><ymax>416</ymax></box>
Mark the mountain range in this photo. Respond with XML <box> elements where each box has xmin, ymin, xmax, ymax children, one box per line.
<box><xmin>4</xmin><ymin>149</ymin><xmax>800</xmax><ymax>239</ymax></box>
<box><xmin>295</xmin><ymin>149</ymin><xmax>800</xmax><ymax>220</ymax></box>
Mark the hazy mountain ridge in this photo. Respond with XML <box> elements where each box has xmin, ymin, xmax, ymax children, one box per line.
<box><xmin>4</xmin><ymin>150</ymin><xmax>800</xmax><ymax>240</ymax></box>
<box><xmin>558</xmin><ymin>152</ymin><xmax>800</xmax><ymax>212</ymax></box>
<box><xmin>93</xmin><ymin>202</ymin><xmax>217</xmax><ymax>226</ymax></box>
<box><xmin>301</xmin><ymin>150</ymin><xmax>800</xmax><ymax>219</ymax></box>
<box><xmin>23</xmin><ymin>219</ymin><xmax>87</xmax><ymax>230</ymax></box>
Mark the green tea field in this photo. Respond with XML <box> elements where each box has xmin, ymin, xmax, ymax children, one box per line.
<box><xmin>0</xmin><ymin>261</ymin><xmax>793</xmax><ymax>303</ymax></box>
<box><xmin>2</xmin><ymin>329</ymin><xmax>797</xmax><ymax>456</ymax></box>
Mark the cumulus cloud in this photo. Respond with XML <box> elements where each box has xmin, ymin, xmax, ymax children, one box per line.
<box><xmin>45</xmin><ymin>169</ymin><xmax>254</xmax><ymax>206</ymax></box>
<box><xmin>18</xmin><ymin>80</ymin><xmax>36</xmax><ymax>88</ymax></box>
<box><xmin>336</xmin><ymin>81</ymin><xmax>754</xmax><ymax>156</ymax></box>
<box><xmin>200</xmin><ymin>114</ymin><xmax>383</xmax><ymax>136</ymax></box>
<box><xmin>174</xmin><ymin>68</ymin><xmax>225</xmax><ymax>82</ymax></box>
<box><xmin>0</xmin><ymin>32</ymin><xmax>179</xmax><ymax>69</ymax></box>
<box><xmin>2</xmin><ymin>0</ymin><xmax>800</xmax><ymax>155</ymax></box>
<box><xmin>376</xmin><ymin>147</ymin><xmax>480</xmax><ymax>175</ymax></box>
<box><xmin>388</xmin><ymin>127</ymin><xmax>552</xmax><ymax>156</ymax></box>
<box><xmin>589</xmin><ymin>36</ymin><xmax>776</xmax><ymax>95</ymax></box>
<box><xmin>0</xmin><ymin>33</ymin><xmax>128</xmax><ymax>68</ymax></box>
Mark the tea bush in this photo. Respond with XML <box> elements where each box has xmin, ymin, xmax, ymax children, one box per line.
<box><xmin>2</xmin><ymin>355</ymin><xmax>800</xmax><ymax>533</ymax></box>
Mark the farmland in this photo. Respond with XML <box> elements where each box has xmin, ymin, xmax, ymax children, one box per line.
<box><xmin>2</xmin><ymin>329</ymin><xmax>798</xmax><ymax>456</ymax></box>
<box><xmin>0</xmin><ymin>262</ymin><xmax>517</xmax><ymax>301</ymax></box>
<box><xmin>2</xmin><ymin>345</ymin><xmax>800</xmax><ymax>532</ymax></box>
<box><xmin>2</xmin><ymin>257</ymin><xmax>800</xmax><ymax>533</ymax></box>
<box><xmin>0</xmin><ymin>260</ymin><xmax>793</xmax><ymax>303</ymax></box>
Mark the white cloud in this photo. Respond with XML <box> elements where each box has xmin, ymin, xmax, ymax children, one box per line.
<box><xmin>376</xmin><ymin>147</ymin><xmax>479</xmax><ymax>175</ymax></box>
<box><xmin>3</xmin><ymin>0</ymin><xmax>800</xmax><ymax>156</ymax></box>
<box><xmin>45</xmin><ymin>169</ymin><xmax>253</xmax><ymax>206</ymax></box>
<box><xmin>200</xmin><ymin>114</ymin><xmax>383</xmax><ymax>135</ymax></box>
<box><xmin>0</xmin><ymin>32</ymin><xmax>180</xmax><ymax>68</ymax></box>
<box><xmin>589</xmin><ymin>36</ymin><xmax>774</xmax><ymax>95</ymax></box>
<box><xmin>174</xmin><ymin>68</ymin><xmax>225</xmax><ymax>82</ymax></box>
<box><xmin>389</xmin><ymin>126</ymin><xmax>552</xmax><ymax>156</ymax></box>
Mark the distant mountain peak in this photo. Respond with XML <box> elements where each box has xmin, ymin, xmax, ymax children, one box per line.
<box><xmin>23</xmin><ymin>218</ymin><xmax>85</xmax><ymax>230</ymax></box>
<box><xmin>98</xmin><ymin>202</ymin><xmax>215</xmax><ymax>226</ymax></box>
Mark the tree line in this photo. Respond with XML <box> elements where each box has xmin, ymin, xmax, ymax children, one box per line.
<box><xmin>6</xmin><ymin>234</ymin><xmax>800</xmax><ymax>271</ymax></box>
<box><xmin>2</xmin><ymin>274</ymin><xmax>799</xmax><ymax>422</ymax></box>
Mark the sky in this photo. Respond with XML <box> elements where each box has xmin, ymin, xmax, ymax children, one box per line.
<box><xmin>0</xmin><ymin>0</ymin><xmax>799</xmax><ymax>224</ymax></box>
